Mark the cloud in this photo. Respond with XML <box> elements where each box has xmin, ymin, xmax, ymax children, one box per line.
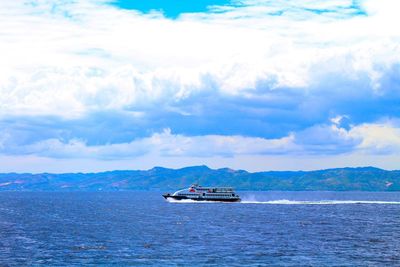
<box><xmin>1</xmin><ymin>0</ymin><xmax>400</xmax><ymax>171</ymax></box>
<box><xmin>0</xmin><ymin>128</ymin><xmax>297</xmax><ymax>159</ymax></box>
<box><xmin>348</xmin><ymin>120</ymin><xmax>400</xmax><ymax>154</ymax></box>
<box><xmin>1</xmin><ymin>0</ymin><xmax>399</xmax><ymax>104</ymax></box>
<box><xmin>2</xmin><ymin>120</ymin><xmax>400</xmax><ymax>161</ymax></box>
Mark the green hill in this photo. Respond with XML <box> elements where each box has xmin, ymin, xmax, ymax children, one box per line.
<box><xmin>0</xmin><ymin>166</ymin><xmax>399</xmax><ymax>191</ymax></box>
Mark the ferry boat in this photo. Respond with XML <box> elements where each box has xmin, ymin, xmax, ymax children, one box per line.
<box><xmin>163</xmin><ymin>184</ymin><xmax>241</xmax><ymax>202</ymax></box>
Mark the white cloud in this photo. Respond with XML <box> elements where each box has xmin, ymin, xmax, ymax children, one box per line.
<box><xmin>1</xmin><ymin>120</ymin><xmax>400</xmax><ymax>172</ymax></box>
<box><xmin>1</xmin><ymin>0</ymin><xmax>400</xmax><ymax>118</ymax></box>
<box><xmin>1</xmin><ymin>0</ymin><xmax>400</xmax><ymax>172</ymax></box>
<box><xmin>349</xmin><ymin>121</ymin><xmax>400</xmax><ymax>154</ymax></box>
<box><xmin>0</xmin><ymin>128</ymin><xmax>298</xmax><ymax>159</ymax></box>
<box><xmin>3</xmin><ymin>120</ymin><xmax>400</xmax><ymax>160</ymax></box>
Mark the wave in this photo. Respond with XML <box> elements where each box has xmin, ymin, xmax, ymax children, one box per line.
<box><xmin>166</xmin><ymin>198</ymin><xmax>400</xmax><ymax>205</ymax></box>
<box><xmin>166</xmin><ymin>199</ymin><xmax>223</xmax><ymax>204</ymax></box>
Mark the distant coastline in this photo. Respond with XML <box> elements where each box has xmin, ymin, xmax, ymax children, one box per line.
<box><xmin>0</xmin><ymin>166</ymin><xmax>399</xmax><ymax>192</ymax></box>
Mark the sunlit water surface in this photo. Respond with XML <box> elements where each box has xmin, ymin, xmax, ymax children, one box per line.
<box><xmin>1</xmin><ymin>191</ymin><xmax>400</xmax><ymax>266</ymax></box>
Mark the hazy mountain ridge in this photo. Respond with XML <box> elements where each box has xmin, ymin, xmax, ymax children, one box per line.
<box><xmin>0</xmin><ymin>166</ymin><xmax>399</xmax><ymax>191</ymax></box>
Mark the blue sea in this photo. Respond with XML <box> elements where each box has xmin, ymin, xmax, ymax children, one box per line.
<box><xmin>1</xmin><ymin>191</ymin><xmax>400</xmax><ymax>266</ymax></box>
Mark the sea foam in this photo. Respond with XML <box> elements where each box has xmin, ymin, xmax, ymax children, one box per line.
<box><xmin>166</xmin><ymin>198</ymin><xmax>400</xmax><ymax>205</ymax></box>
<box><xmin>240</xmin><ymin>199</ymin><xmax>400</xmax><ymax>205</ymax></box>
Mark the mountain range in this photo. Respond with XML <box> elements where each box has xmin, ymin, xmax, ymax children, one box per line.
<box><xmin>0</xmin><ymin>166</ymin><xmax>399</xmax><ymax>191</ymax></box>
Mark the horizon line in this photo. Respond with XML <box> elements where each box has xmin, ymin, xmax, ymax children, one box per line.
<box><xmin>0</xmin><ymin>165</ymin><xmax>396</xmax><ymax>175</ymax></box>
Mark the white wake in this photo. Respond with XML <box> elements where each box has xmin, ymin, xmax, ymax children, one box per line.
<box><xmin>166</xmin><ymin>198</ymin><xmax>400</xmax><ymax>205</ymax></box>
<box><xmin>240</xmin><ymin>199</ymin><xmax>400</xmax><ymax>205</ymax></box>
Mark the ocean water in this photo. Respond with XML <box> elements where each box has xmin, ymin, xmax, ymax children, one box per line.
<box><xmin>1</xmin><ymin>191</ymin><xmax>400</xmax><ymax>266</ymax></box>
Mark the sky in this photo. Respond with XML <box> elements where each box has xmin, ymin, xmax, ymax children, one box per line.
<box><xmin>0</xmin><ymin>0</ymin><xmax>399</xmax><ymax>173</ymax></box>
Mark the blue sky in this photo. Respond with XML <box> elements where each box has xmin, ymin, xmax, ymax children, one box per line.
<box><xmin>0</xmin><ymin>0</ymin><xmax>399</xmax><ymax>173</ymax></box>
<box><xmin>111</xmin><ymin>0</ymin><xmax>235</xmax><ymax>18</ymax></box>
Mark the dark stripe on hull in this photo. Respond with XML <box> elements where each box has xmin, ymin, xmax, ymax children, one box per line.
<box><xmin>163</xmin><ymin>195</ymin><xmax>241</xmax><ymax>202</ymax></box>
